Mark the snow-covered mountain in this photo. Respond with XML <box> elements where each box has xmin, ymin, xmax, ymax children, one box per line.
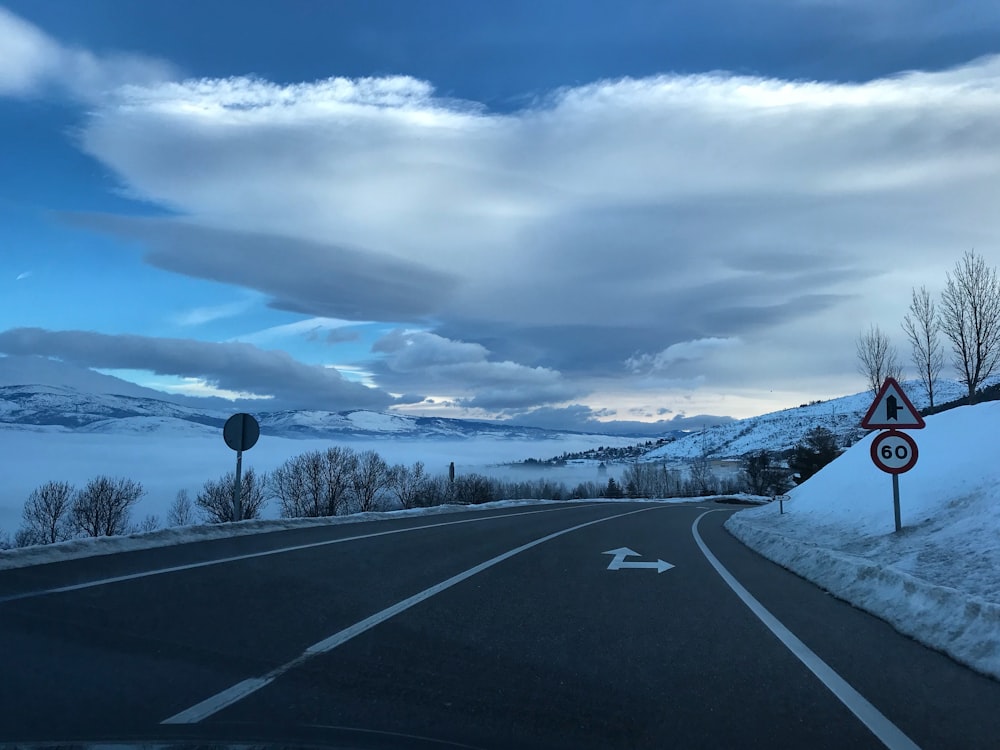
<box><xmin>644</xmin><ymin>378</ymin><xmax>988</xmax><ymax>461</ymax></box>
<box><xmin>0</xmin><ymin>384</ymin><xmax>597</xmax><ymax>441</ymax></box>
<box><xmin>1</xmin><ymin>354</ymin><xmax>992</xmax><ymax>456</ymax></box>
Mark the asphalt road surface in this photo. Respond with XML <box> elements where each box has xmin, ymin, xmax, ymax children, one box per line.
<box><xmin>2</xmin><ymin>500</ymin><xmax>999</xmax><ymax>749</ymax></box>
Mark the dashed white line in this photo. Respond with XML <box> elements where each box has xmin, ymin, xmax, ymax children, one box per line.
<box><xmin>162</xmin><ymin>505</ymin><xmax>665</xmax><ymax>724</ymax></box>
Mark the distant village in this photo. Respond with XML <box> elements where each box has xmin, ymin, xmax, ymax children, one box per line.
<box><xmin>512</xmin><ymin>437</ymin><xmax>673</xmax><ymax>467</ymax></box>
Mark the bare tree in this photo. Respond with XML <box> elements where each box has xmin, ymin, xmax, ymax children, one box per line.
<box><xmin>902</xmin><ymin>286</ymin><xmax>944</xmax><ymax>408</ymax></box>
<box><xmin>939</xmin><ymin>250</ymin><xmax>1000</xmax><ymax>403</ymax></box>
<box><xmin>388</xmin><ymin>461</ymin><xmax>426</xmax><ymax>509</ymax></box>
<box><xmin>350</xmin><ymin>450</ymin><xmax>392</xmax><ymax>513</ymax></box>
<box><xmin>321</xmin><ymin>446</ymin><xmax>357</xmax><ymax>515</ymax></box>
<box><xmin>271</xmin><ymin>455</ymin><xmax>309</xmax><ymax>518</ymax></box>
<box><xmin>686</xmin><ymin>455</ymin><xmax>717</xmax><ymax>496</ymax></box>
<box><xmin>167</xmin><ymin>489</ymin><xmax>196</xmax><ymax>526</ymax></box>
<box><xmin>196</xmin><ymin>467</ymin><xmax>268</xmax><ymax>523</ymax></box>
<box><xmin>856</xmin><ymin>324</ymin><xmax>902</xmax><ymax>395</ymax></box>
<box><xmin>130</xmin><ymin>514</ymin><xmax>160</xmax><ymax>534</ymax></box>
<box><xmin>271</xmin><ymin>447</ymin><xmax>357</xmax><ymax>518</ymax></box>
<box><xmin>19</xmin><ymin>481</ymin><xmax>74</xmax><ymax>545</ymax></box>
<box><xmin>271</xmin><ymin>451</ymin><xmax>324</xmax><ymax>518</ymax></box>
<box><xmin>69</xmin><ymin>476</ymin><xmax>145</xmax><ymax>537</ymax></box>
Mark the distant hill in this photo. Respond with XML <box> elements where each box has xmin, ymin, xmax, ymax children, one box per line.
<box><xmin>0</xmin><ymin>384</ymin><xmax>604</xmax><ymax>442</ymax></box>
<box><xmin>1</xmin><ymin>355</ymin><xmax>993</xmax><ymax>455</ymax></box>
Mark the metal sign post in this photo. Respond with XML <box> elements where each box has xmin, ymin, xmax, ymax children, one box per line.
<box><xmin>892</xmin><ymin>474</ymin><xmax>901</xmax><ymax>534</ymax></box>
<box><xmin>869</xmin><ymin>429</ymin><xmax>918</xmax><ymax>532</ymax></box>
<box><xmin>863</xmin><ymin>379</ymin><xmax>923</xmax><ymax>533</ymax></box>
<box><xmin>223</xmin><ymin>413</ymin><xmax>260</xmax><ymax>522</ymax></box>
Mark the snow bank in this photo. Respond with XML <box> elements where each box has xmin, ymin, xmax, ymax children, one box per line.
<box><xmin>0</xmin><ymin>496</ymin><xmax>720</xmax><ymax>572</ymax></box>
<box><xmin>726</xmin><ymin>401</ymin><xmax>1000</xmax><ymax>680</ymax></box>
<box><xmin>0</xmin><ymin>498</ymin><xmax>564</xmax><ymax>572</ymax></box>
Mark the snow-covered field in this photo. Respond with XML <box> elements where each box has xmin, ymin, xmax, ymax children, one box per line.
<box><xmin>0</xmin><ymin>426</ymin><xmax>633</xmax><ymax>532</ymax></box>
<box><xmin>726</xmin><ymin>401</ymin><xmax>1000</xmax><ymax>680</ymax></box>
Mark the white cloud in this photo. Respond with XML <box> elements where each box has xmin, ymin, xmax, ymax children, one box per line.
<box><xmin>44</xmin><ymin>51</ymin><xmax>1000</xmax><ymax>415</ymax></box>
<box><xmin>228</xmin><ymin>317</ymin><xmax>361</xmax><ymax>345</ymax></box>
<box><xmin>173</xmin><ymin>299</ymin><xmax>257</xmax><ymax>326</ymax></box>
<box><xmin>0</xmin><ymin>7</ymin><xmax>175</xmax><ymax>101</ymax></box>
<box><xmin>15</xmin><ymin>271</ymin><xmax>32</xmax><ymax>281</ymax></box>
<box><xmin>626</xmin><ymin>338</ymin><xmax>742</xmax><ymax>374</ymax></box>
<box><xmin>372</xmin><ymin>330</ymin><xmax>583</xmax><ymax>410</ymax></box>
<box><xmin>148</xmin><ymin>377</ymin><xmax>273</xmax><ymax>402</ymax></box>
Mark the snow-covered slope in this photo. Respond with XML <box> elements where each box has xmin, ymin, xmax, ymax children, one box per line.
<box><xmin>0</xmin><ymin>355</ymin><xmax>239</xmax><ymax>411</ymax></box>
<box><xmin>0</xmin><ymin>385</ymin><xmax>227</xmax><ymax>429</ymax></box>
<box><xmin>726</xmin><ymin>401</ymin><xmax>1000</xmax><ymax>679</ymax></box>
<box><xmin>0</xmin><ymin>384</ymin><xmax>590</xmax><ymax>441</ymax></box>
<box><xmin>645</xmin><ymin>378</ymin><xmax>987</xmax><ymax>461</ymax></box>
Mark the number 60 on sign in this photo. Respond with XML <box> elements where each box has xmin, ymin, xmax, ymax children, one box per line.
<box><xmin>870</xmin><ymin>430</ymin><xmax>919</xmax><ymax>474</ymax></box>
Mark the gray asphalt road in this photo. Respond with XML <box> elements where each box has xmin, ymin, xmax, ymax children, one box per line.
<box><xmin>1</xmin><ymin>500</ymin><xmax>998</xmax><ymax>749</ymax></box>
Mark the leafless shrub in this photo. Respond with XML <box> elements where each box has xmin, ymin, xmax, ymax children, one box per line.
<box><xmin>70</xmin><ymin>476</ymin><xmax>144</xmax><ymax>537</ymax></box>
<box><xmin>167</xmin><ymin>489</ymin><xmax>196</xmax><ymax>526</ymax></box>
<box><xmin>196</xmin><ymin>467</ymin><xmax>268</xmax><ymax>523</ymax></box>
<box><xmin>19</xmin><ymin>480</ymin><xmax>74</xmax><ymax>545</ymax></box>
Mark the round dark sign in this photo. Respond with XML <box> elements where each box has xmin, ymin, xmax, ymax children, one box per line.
<box><xmin>223</xmin><ymin>413</ymin><xmax>260</xmax><ymax>452</ymax></box>
<box><xmin>870</xmin><ymin>430</ymin><xmax>918</xmax><ymax>474</ymax></box>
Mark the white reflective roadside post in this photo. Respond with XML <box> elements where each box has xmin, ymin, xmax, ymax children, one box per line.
<box><xmin>860</xmin><ymin>378</ymin><xmax>924</xmax><ymax>533</ymax></box>
<box><xmin>223</xmin><ymin>413</ymin><xmax>260</xmax><ymax>522</ymax></box>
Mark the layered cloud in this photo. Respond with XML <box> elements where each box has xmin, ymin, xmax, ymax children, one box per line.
<box><xmin>0</xmin><ymin>327</ymin><xmax>392</xmax><ymax>411</ymax></box>
<box><xmin>7</xmin><ymin>0</ymin><xmax>1000</xmax><ymax>422</ymax></box>
<box><xmin>71</xmin><ymin>58</ymin><xmax>1000</xmax><ymax>413</ymax></box>
<box><xmin>626</xmin><ymin>338</ymin><xmax>741</xmax><ymax>376</ymax></box>
<box><xmin>372</xmin><ymin>330</ymin><xmax>582</xmax><ymax>410</ymax></box>
<box><xmin>68</xmin><ymin>216</ymin><xmax>457</xmax><ymax>322</ymax></box>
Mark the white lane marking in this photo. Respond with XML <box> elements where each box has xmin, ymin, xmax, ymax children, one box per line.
<box><xmin>692</xmin><ymin>511</ymin><xmax>921</xmax><ymax>750</ymax></box>
<box><xmin>0</xmin><ymin>505</ymin><xmax>598</xmax><ymax>604</ymax></box>
<box><xmin>603</xmin><ymin>547</ymin><xmax>674</xmax><ymax>573</ymax></box>
<box><xmin>162</xmin><ymin>505</ymin><xmax>664</xmax><ymax>724</ymax></box>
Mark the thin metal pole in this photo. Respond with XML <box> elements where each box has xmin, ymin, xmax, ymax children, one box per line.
<box><xmin>892</xmin><ymin>473</ymin><xmax>901</xmax><ymax>532</ymax></box>
<box><xmin>233</xmin><ymin>449</ymin><xmax>243</xmax><ymax>522</ymax></box>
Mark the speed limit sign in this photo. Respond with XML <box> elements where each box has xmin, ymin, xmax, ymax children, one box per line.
<box><xmin>870</xmin><ymin>430</ymin><xmax>918</xmax><ymax>474</ymax></box>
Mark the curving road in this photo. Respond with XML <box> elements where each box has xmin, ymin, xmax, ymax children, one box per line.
<box><xmin>1</xmin><ymin>501</ymin><xmax>998</xmax><ymax>749</ymax></box>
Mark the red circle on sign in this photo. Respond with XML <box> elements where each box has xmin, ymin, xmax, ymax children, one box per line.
<box><xmin>870</xmin><ymin>430</ymin><xmax>918</xmax><ymax>474</ymax></box>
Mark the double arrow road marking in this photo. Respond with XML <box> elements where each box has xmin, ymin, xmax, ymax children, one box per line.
<box><xmin>603</xmin><ymin>547</ymin><xmax>674</xmax><ymax>573</ymax></box>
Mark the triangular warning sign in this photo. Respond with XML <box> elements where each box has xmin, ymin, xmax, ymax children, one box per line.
<box><xmin>861</xmin><ymin>377</ymin><xmax>925</xmax><ymax>429</ymax></box>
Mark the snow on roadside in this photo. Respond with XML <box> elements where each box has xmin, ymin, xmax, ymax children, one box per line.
<box><xmin>0</xmin><ymin>496</ymin><xmax>716</xmax><ymax>572</ymax></box>
<box><xmin>0</xmin><ymin>499</ymin><xmax>564</xmax><ymax>572</ymax></box>
<box><xmin>725</xmin><ymin>401</ymin><xmax>1000</xmax><ymax>680</ymax></box>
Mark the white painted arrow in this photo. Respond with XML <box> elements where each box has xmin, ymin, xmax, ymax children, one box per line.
<box><xmin>603</xmin><ymin>547</ymin><xmax>674</xmax><ymax>573</ymax></box>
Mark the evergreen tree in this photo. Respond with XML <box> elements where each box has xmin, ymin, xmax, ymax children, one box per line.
<box><xmin>603</xmin><ymin>477</ymin><xmax>624</xmax><ymax>498</ymax></box>
<box><xmin>788</xmin><ymin>427</ymin><xmax>840</xmax><ymax>485</ymax></box>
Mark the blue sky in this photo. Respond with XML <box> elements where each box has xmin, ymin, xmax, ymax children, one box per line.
<box><xmin>2</xmin><ymin>1</ymin><xmax>1000</xmax><ymax>433</ymax></box>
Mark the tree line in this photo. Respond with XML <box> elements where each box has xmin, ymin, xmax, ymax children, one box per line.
<box><xmin>858</xmin><ymin>250</ymin><xmax>1000</xmax><ymax>406</ymax></box>
<box><xmin>3</xmin><ymin>423</ymin><xmax>845</xmax><ymax>551</ymax></box>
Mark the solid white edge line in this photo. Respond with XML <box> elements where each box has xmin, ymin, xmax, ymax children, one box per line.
<box><xmin>162</xmin><ymin>504</ymin><xmax>664</xmax><ymax>725</ymax></box>
<box><xmin>692</xmin><ymin>511</ymin><xmax>921</xmax><ymax>750</ymax></box>
<box><xmin>0</xmin><ymin>504</ymin><xmax>596</xmax><ymax>604</ymax></box>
